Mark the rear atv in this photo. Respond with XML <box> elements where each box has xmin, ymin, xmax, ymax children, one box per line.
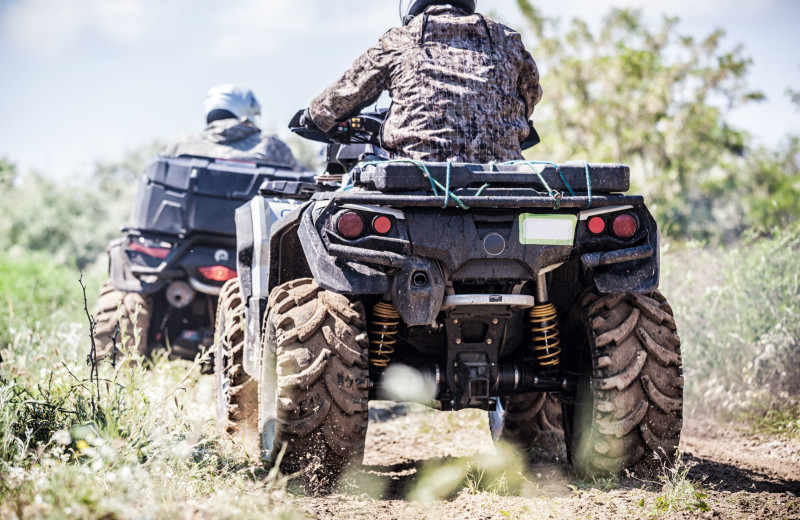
<box><xmin>93</xmin><ymin>155</ymin><xmax>316</xmax><ymax>362</ymax></box>
<box><xmin>216</xmin><ymin>109</ymin><xmax>683</xmax><ymax>484</ymax></box>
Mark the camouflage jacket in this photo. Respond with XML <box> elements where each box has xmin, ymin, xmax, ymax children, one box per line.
<box><xmin>163</xmin><ymin>118</ymin><xmax>302</xmax><ymax>169</ymax></box>
<box><xmin>309</xmin><ymin>5</ymin><xmax>542</xmax><ymax>163</ymax></box>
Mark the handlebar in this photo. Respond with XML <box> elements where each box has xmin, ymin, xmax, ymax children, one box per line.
<box><xmin>288</xmin><ymin>108</ymin><xmax>540</xmax><ymax>150</ymax></box>
<box><xmin>288</xmin><ymin>109</ymin><xmax>386</xmax><ymax>147</ymax></box>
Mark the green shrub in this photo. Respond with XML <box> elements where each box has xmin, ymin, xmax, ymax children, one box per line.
<box><xmin>0</xmin><ymin>323</ymin><xmax>295</xmax><ymax>519</ymax></box>
<box><xmin>662</xmin><ymin>225</ymin><xmax>800</xmax><ymax>418</ymax></box>
<box><xmin>0</xmin><ymin>250</ymin><xmax>103</xmax><ymax>349</ymax></box>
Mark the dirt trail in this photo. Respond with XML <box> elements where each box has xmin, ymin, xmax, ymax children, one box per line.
<box><xmin>296</xmin><ymin>404</ymin><xmax>800</xmax><ymax>520</ymax></box>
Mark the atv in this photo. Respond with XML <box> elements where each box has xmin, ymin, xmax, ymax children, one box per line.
<box><xmin>214</xmin><ymin>110</ymin><xmax>683</xmax><ymax>484</ymax></box>
<box><xmin>93</xmin><ymin>155</ymin><xmax>318</xmax><ymax>362</ymax></box>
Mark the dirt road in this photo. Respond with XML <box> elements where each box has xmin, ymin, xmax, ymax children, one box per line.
<box><xmin>296</xmin><ymin>404</ymin><xmax>800</xmax><ymax>519</ymax></box>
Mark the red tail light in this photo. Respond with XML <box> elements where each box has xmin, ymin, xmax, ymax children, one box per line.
<box><xmin>336</xmin><ymin>211</ymin><xmax>364</xmax><ymax>239</ymax></box>
<box><xmin>612</xmin><ymin>214</ymin><xmax>639</xmax><ymax>238</ymax></box>
<box><xmin>587</xmin><ymin>216</ymin><xmax>606</xmax><ymax>235</ymax></box>
<box><xmin>126</xmin><ymin>238</ymin><xmax>171</xmax><ymax>259</ymax></box>
<box><xmin>198</xmin><ymin>265</ymin><xmax>237</xmax><ymax>282</ymax></box>
<box><xmin>372</xmin><ymin>215</ymin><xmax>392</xmax><ymax>235</ymax></box>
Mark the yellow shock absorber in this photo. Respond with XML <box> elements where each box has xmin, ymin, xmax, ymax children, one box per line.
<box><xmin>369</xmin><ymin>301</ymin><xmax>400</xmax><ymax>368</ymax></box>
<box><xmin>529</xmin><ymin>303</ymin><xmax>562</xmax><ymax>367</ymax></box>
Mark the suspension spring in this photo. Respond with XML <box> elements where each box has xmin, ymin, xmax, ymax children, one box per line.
<box><xmin>529</xmin><ymin>303</ymin><xmax>561</xmax><ymax>367</ymax></box>
<box><xmin>369</xmin><ymin>301</ymin><xmax>400</xmax><ymax>368</ymax></box>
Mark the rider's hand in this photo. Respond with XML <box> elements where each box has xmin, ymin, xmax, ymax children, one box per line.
<box><xmin>300</xmin><ymin>108</ymin><xmax>320</xmax><ymax>132</ymax></box>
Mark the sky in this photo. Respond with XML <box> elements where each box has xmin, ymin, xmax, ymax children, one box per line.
<box><xmin>0</xmin><ymin>0</ymin><xmax>798</xmax><ymax>180</ymax></box>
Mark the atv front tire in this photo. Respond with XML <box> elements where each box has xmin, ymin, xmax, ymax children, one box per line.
<box><xmin>564</xmin><ymin>289</ymin><xmax>683</xmax><ymax>477</ymax></box>
<box><xmin>260</xmin><ymin>278</ymin><xmax>369</xmax><ymax>487</ymax></box>
<box><xmin>214</xmin><ymin>278</ymin><xmax>259</xmax><ymax>455</ymax></box>
<box><xmin>93</xmin><ymin>280</ymin><xmax>152</xmax><ymax>360</ymax></box>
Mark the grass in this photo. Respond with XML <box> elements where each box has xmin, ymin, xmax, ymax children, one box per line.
<box><xmin>0</xmin><ymin>279</ymin><xmax>298</xmax><ymax>519</ymax></box>
<box><xmin>644</xmin><ymin>458</ymin><xmax>710</xmax><ymax>517</ymax></box>
<box><xmin>0</xmin><ymin>250</ymin><xmax>100</xmax><ymax>350</ymax></box>
<box><xmin>746</xmin><ymin>402</ymin><xmax>800</xmax><ymax>438</ymax></box>
<box><xmin>661</xmin><ymin>225</ymin><xmax>800</xmax><ymax>419</ymax></box>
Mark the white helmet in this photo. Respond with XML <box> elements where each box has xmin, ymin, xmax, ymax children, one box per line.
<box><xmin>399</xmin><ymin>0</ymin><xmax>476</xmax><ymax>24</ymax></box>
<box><xmin>203</xmin><ymin>84</ymin><xmax>261</xmax><ymax>123</ymax></box>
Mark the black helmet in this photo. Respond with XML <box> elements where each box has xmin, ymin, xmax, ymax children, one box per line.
<box><xmin>399</xmin><ymin>0</ymin><xmax>477</xmax><ymax>24</ymax></box>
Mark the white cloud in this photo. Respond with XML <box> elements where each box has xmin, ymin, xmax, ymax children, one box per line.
<box><xmin>3</xmin><ymin>0</ymin><xmax>147</xmax><ymax>56</ymax></box>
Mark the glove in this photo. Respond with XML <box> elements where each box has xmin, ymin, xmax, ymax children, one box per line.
<box><xmin>300</xmin><ymin>108</ymin><xmax>320</xmax><ymax>132</ymax></box>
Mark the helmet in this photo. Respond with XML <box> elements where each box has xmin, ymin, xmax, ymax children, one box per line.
<box><xmin>203</xmin><ymin>84</ymin><xmax>261</xmax><ymax>123</ymax></box>
<box><xmin>399</xmin><ymin>0</ymin><xmax>476</xmax><ymax>24</ymax></box>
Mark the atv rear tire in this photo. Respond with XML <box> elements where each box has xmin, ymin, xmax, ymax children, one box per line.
<box><xmin>497</xmin><ymin>392</ymin><xmax>564</xmax><ymax>460</ymax></box>
<box><xmin>92</xmin><ymin>280</ymin><xmax>152</xmax><ymax>360</ymax></box>
<box><xmin>214</xmin><ymin>278</ymin><xmax>259</xmax><ymax>455</ymax></box>
<box><xmin>260</xmin><ymin>278</ymin><xmax>369</xmax><ymax>487</ymax></box>
<box><xmin>564</xmin><ymin>289</ymin><xmax>683</xmax><ymax>477</ymax></box>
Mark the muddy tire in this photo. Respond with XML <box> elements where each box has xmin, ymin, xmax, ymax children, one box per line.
<box><xmin>497</xmin><ymin>392</ymin><xmax>564</xmax><ymax>460</ymax></box>
<box><xmin>260</xmin><ymin>278</ymin><xmax>369</xmax><ymax>487</ymax></box>
<box><xmin>92</xmin><ymin>280</ymin><xmax>152</xmax><ymax>360</ymax></box>
<box><xmin>214</xmin><ymin>278</ymin><xmax>259</xmax><ymax>455</ymax></box>
<box><xmin>564</xmin><ymin>289</ymin><xmax>683</xmax><ymax>477</ymax></box>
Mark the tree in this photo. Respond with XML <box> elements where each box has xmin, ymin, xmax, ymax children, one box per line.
<box><xmin>0</xmin><ymin>143</ymin><xmax>163</xmax><ymax>268</ymax></box>
<box><xmin>0</xmin><ymin>158</ymin><xmax>16</xmax><ymax>190</ymax></box>
<box><xmin>512</xmin><ymin>2</ymin><xmax>770</xmax><ymax>240</ymax></box>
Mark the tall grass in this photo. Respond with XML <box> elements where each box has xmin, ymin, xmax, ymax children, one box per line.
<box><xmin>662</xmin><ymin>225</ymin><xmax>800</xmax><ymax>428</ymax></box>
<box><xmin>0</xmin><ymin>276</ymin><xmax>297</xmax><ymax>519</ymax></box>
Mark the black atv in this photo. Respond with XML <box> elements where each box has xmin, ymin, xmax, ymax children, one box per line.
<box><xmin>214</xmin><ymin>110</ymin><xmax>683</xmax><ymax>483</ymax></box>
<box><xmin>93</xmin><ymin>155</ymin><xmax>318</xmax><ymax>362</ymax></box>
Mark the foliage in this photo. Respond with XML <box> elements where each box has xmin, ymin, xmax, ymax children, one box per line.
<box><xmin>734</xmin><ymin>136</ymin><xmax>800</xmax><ymax>233</ymax></box>
<box><xmin>0</xmin><ymin>317</ymin><xmax>296</xmax><ymax>519</ymax></box>
<box><xmin>746</xmin><ymin>402</ymin><xmax>800</xmax><ymax>439</ymax></box>
<box><xmin>284</xmin><ymin>135</ymin><xmax>325</xmax><ymax>172</ymax></box>
<box><xmin>661</xmin><ymin>225</ymin><xmax>800</xmax><ymax>415</ymax></box>
<box><xmin>0</xmin><ymin>157</ymin><xmax>16</xmax><ymax>190</ymax></box>
<box><xmin>646</xmin><ymin>458</ymin><xmax>710</xmax><ymax>516</ymax></box>
<box><xmin>0</xmin><ymin>250</ymin><xmax>98</xmax><ymax>350</ymax></box>
<box><xmin>409</xmin><ymin>442</ymin><xmax>525</xmax><ymax>501</ymax></box>
<box><xmin>0</xmin><ymin>143</ymin><xmax>161</xmax><ymax>269</ymax></box>
<box><xmin>513</xmin><ymin>2</ymin><xmax>797</xmax><ymax>241</ymax></box>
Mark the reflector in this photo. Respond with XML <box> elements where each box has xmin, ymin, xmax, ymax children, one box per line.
<box><xmin>612</xmin><ymin>214</ymin><xmax>638</xmax><ymax>238</ymax></box>
<box><xmin>198</xmin><ymin>265</ymin><xmax>237</xmax><ymax>282</ymax></box>
<box><xmin>126</xmin><ymin>238</ymin><xmax>171</xmax><ymax>259</ymax></box>
<box><xmin>587</xmin><ymin>216</ymin><xmax>606</xmax><ymax>235</ymax></box>
<box><xmin>373</xmin><ymin>215</ymin><xmax>392</xmax><ymax>234</ymax></box>
<box><xmin>337</xmin><ymin>211</ymin><xmax>365</xmax><ymax>238</ymax></box>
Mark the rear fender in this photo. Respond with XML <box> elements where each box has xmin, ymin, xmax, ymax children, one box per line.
<box><xmin>583</xmin><ymin>206</ymin><xmax>660</xmax><ymax>294</ymax></box>
<box><xmin>297</xmin><ymin>204</ymin><xmax>389</xmax><ymax>295</ymax></box>
<box><xmin>237</xmin><ymin>196</ymin><xmax>313</xmax><ymax>378</ymax></box>
<box><xmin>108</xmin><ymin>238</ymin><xmax>166</xmax><ymax>295</ymax></box>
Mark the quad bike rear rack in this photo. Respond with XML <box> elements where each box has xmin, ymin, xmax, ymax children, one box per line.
<box><xmin>328</xmin><ymin>191</ymin><xmax>644</xmax><ymax>209</ymax></box>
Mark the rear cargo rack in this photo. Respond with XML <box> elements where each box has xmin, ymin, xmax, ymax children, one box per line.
<box><xmin>354</xmin><ymin>161</ymin><xmax>629</xmax><ymax>194</ymax></box>
<box><xmin>330</xmin><ymin>191</ymin><xmax>644</xmax><ymax>209</ymax></box>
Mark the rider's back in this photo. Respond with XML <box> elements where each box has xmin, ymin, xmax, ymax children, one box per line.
<box><xmin>310</xmin><ymin>5</ymin><xmax>542</xmax><ymax>164</ymax></box>
<box><xmin>163</xmin><ymin>118</ymin><xmax>299</xmax><ymax>167</ymax></box>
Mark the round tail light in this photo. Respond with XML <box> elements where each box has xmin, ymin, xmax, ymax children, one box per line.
<box><xmin>336</xmin><ymin>211</ymin><xmax>364</xmax><ymax>239</ymax></box>
<box><xmin>372</xmin><ymin>215</ymin><xmax>392</xmax><ymax>235</ymax></box>
<box><xmin>612</xmin><ymin>213</ymin><xmax>639</xmax><ymax>239</ymax></box>
<box><xmin>587</xmin><ymin>216</ymin><xmax>606</xmax><ymax>235</ymax></box>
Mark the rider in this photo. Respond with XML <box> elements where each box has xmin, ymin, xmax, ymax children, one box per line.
<box><xmin>165</xmin><ymin>84</ymin><xmax>302</xmax><ymax>169</ymax></box>
<box><xmin>304</xmin><ymin>0</ymin><xmax>542</xmax><ymax>164</ymax></box>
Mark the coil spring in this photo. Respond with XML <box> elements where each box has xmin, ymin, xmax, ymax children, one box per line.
<box><xmin>369</xmin><ymin>301</ymin><xmax>400</xmax><ymax>368</ymax></box>
<box><xmin>529</xmin><ymin>303</ymin><xmax>561</xmax><ymax>367</ymax></box>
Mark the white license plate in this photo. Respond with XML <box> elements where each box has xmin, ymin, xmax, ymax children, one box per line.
<box><xmin>519</xmin><ymin>214</ymin><xmax>577</xmax><ymax>245</ymax></box>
